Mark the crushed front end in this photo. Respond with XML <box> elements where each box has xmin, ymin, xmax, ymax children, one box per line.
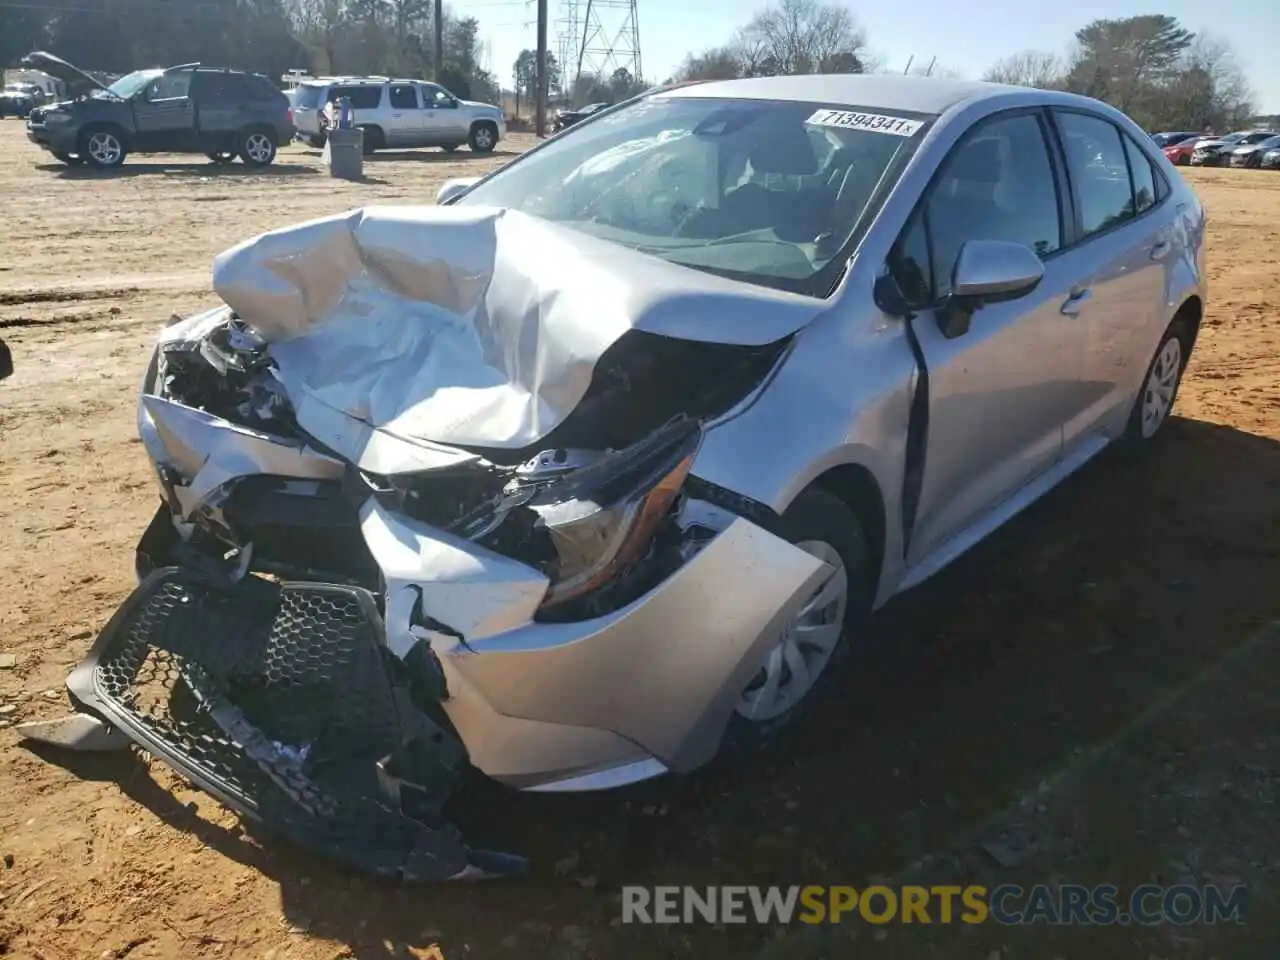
<box><xmin>24</xmin><ymin>206</ymin><xmax>835</xmax><ymax>880</ymax></box>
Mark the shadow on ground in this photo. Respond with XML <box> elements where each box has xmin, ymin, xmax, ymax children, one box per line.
<box><xmin>27</xmin><ymin>417</ymin><xmax>1280</xmax><ymax>958</ymax></box>
<box><xmin>38</xmin><ymin>162</ymin><xmax>321</xmax><ymax>180</ymax></box>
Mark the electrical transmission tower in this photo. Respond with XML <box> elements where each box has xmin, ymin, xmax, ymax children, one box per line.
<box><xmin>555</xmin><ymin>0</ymin><xmax>580</xmax><ymax>103</ymax></box>
<box><xmin>572</xmin><ymin>0</ymin><xmax>641</xmax><ymax>93</ymax></box>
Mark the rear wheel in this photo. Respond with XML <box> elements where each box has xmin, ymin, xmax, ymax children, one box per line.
<box><xmin>238</xmin><ymin>129</ymin><xmax>276</xmax><ymax>167</ymax></box>
<box><xmin>1122</xmin><ymin>317</ymin><xmax>1193</xmax><ymax>446</ymax></box>
<box><xmin>80</xmin><ymin>127</ymin><xmax>127</xmax><ymax>169</ymax></box>
<box><xmin>469</xmin><ymin>121</ymin><xmax>498</xmax><ymax>153</ymax></box>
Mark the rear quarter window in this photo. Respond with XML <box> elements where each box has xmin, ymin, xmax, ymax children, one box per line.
<box><xmin>295</xmin><ymin>85</ymin><xmax>323</xmax><ymax>109</ymax></box>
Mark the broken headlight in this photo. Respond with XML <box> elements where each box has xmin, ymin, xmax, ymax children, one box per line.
<box><xmin>530</xmin><ymin>417</ymin><xmax>701</xmax><ymax>609</ymax></box>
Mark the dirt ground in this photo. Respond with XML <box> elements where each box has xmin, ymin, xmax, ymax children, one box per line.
<box><xmin>0</xmin><ymin>125</ymin><xmax>1278</xmax><ymax>960</ymax></box>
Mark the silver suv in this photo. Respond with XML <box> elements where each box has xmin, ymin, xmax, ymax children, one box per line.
<box><xmin>291</xmin><ymin>76</ymin><xmax>505</xmax><ymax>154</ymax></box>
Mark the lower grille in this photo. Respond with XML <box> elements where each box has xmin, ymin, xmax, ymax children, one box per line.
<box><xmin>85</xmin><ymin>567</ymin><xmax>478</xmax><ymax>880</ymax></box>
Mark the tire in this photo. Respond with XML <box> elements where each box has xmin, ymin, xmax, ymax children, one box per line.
<box><xmin>720</xmin><ymin>488</ymin><xmax>876</xmax><ymax>754</ymax></box>
<box><xmin>79</xmin><ymin>126</ymin><xmax>127</xmax><ymax>169</ymax></box>
<box><xmin>441</xmin><ymin>144</ymin><xmax>458</xmax><ymax>153</ymax></box>
<box><xmin>356</xmin><ymin>125</ymin><xmax>384</xmax><ymax>155</ymax></box>
<box><xmin>52</xmin><ymin>152</ymin><xmax>85</xmax><ymax>166</ymax></box>
<box><xmin>237</xmin><ymin>128</ymin><xmax>277</xmax><ymax>167</ymax></box>
<box><xmin>1121</xmin><ymin>316</ymin><xmax>1193</xmax><ymax>448</ymax></box>
<box><xmin>307</xmin><ymin>135</ymin><xmax>325</xmax><ymax>149</ymax></box>
<box><xmin>469</xmin><ymin>121</ymin><xmax>498</xmax><ymax>153</ymax></box>
<box><xmin>206</xmin><ymin>151</ymin><xmax>236</xmax><ymax>165</ymax></box>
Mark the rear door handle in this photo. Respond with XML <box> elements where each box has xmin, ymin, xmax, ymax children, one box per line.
<box><xmin>1149</xmin><ymin>241</ymin><xmax>1171</xmax><ymax>261</ymax></box>
<box><xmin>1060</xmin><ymin>286</ymin><xmax>1092</xmax><ymax>317</ymax></box>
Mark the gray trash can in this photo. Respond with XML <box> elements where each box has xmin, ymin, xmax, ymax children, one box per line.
<box><xmin>326</xmin><ymin>128</ymin><xmax>364</xmax><ymax>180</ymax></box>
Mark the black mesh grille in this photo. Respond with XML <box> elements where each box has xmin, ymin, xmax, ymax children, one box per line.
<box><xmin>87</xmin><ymin>569</ymin><xmax>475</xmax><ymax>880</ymax></box>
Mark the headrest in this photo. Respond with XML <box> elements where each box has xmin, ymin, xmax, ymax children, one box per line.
<box><xmin>946</xmin><ymin>137</ymin><xmax>1002</xmax><ymax>185</ymax></box>
<box><xmin>748</xmin><ymin>129</ymin><xmax>819</xmax><ymax>175</ymax></box>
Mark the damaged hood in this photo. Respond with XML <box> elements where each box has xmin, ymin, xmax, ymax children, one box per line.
<box><xmin>210</xmin><ymin>204</ymin><xmax>824</xmax><ymax>466</ymax></box>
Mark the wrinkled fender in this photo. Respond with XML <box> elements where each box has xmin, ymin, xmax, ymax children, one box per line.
<box><xmin>688</xmin><ymin>291</ymin><xmax>918</xmax><ymax>608</ymax></box>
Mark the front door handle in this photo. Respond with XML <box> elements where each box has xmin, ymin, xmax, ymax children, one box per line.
<box><xmin>1060</xmin><ymin>286</ymin><xmax>1092</xmax><ymax>317</ymax></box>
<box><xmin>1149</xmin><ymin>241</ymin><xmax>1171</xmax><ymax>261</ymax></box>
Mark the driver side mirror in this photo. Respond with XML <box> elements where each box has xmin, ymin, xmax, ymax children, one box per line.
<box><xmin>937</xmin><ymin>239</ymin><xmax>1044</xmax><ymax>338</ymax></box>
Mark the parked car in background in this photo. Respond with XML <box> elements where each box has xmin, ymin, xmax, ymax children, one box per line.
<box><xmin>1151</xmin><ymin>130</ymin><xmax>1203</xmax><ymax>148</ymax></box>
<box><xmin>22</xmin><ymin>52</ymin><xmax>294</xmax><ymax>169</ymax></box>
<box><xmin>1162</xmin><ymin>135</ymin><xmax>1201</xmax><ymax>166</ymax></box>
<box><xmin>1191</xmin><ymin>130</ymin><xmax>1277</xmax><ymax>166</ymax></box>
<box><xmin>0</xmin><ymin>83</ymin><xmax>39</xmax><ymax>118</ymax></box>
<box><xmin>1228</xmin><ymin>134</ymin><xmax>1280</xmax><ymax>168</ymax></box>
<box><xmin>23</xmin><ymin>74</ymin><xmax>1208</xmax><ymax>882</ymax></box>
<box><xmin>290</xmin><ymin>76</ymin><xmax>504</xmax><ymax>154</ymax></box>
<box><xmin>1261</xmin><ymin>143</ymin><xmax>1280</xmax><ymax>169</ymax></box>
<box><xmin>552</xmin><ymin>101</ymin><xmax>610</xmax><ymax>132</ymax></box>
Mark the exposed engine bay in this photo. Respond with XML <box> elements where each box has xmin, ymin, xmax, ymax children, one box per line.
<box><xmin>148</xmin><ymin>306</ymin><xmax>789</xmax><ymax>621</ymax></box>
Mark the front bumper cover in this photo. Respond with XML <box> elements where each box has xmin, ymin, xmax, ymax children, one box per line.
<box><xmin>62</xmin><ymin>564</ymin><xmax>525</xmax><ymax>881</ymax></box>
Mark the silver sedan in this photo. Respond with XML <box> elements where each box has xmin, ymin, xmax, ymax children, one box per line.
<box><xmin>28</xmin><ymin>74</ymin><xmax>1206</xmax><ymax>880</ymax></box>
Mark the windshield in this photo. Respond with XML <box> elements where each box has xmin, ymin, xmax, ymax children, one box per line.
<box><xmin>458</xmin><ymin>94</ymin><xmax>930</xmax><ymax>294</ymax></box>
<box><xmin>106</xmin><ymin>69</ymin><xmax>161</xmax><ymax>100</ymax></box>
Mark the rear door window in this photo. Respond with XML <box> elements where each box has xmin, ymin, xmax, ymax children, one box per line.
<box><xmin>388</xmin><ymin>84</ymin><xmax>418</xmax><ymax>109</ymax></box>
<box><xmin>1055</xmin><ymin>111</ymin><xmax>1136</xmax><ymax>237</ymax></box>
<box><xmin>196</xmin><ymin>73</ymin><xmax>250</xmax><ymax>105</ymax></box>
<box><xmin>337</xmin><ymin>86</ymin><xmax>382</xmax><ymax>110</ymax></box>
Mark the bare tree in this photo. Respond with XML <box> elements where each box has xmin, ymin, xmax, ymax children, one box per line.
<box><xmin>673</xmin><ymin>47</ymin><xmax>744</xmax><ymax>82</ymax></box>
<box><xmin>983</xmin><ymin>50</ymin><xmax>1065</xmax><ymax>89</ymax></box>
<box><xmin>737</xmin><ymin>0</ymin><xmax>868</xmax><ymax>76</ymax></box>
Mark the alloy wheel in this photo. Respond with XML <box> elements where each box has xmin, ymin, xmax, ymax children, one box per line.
<box><xmin>245</xmin><ymin>133</ymin><xmax>274</xmax><ymax>164</ymax></box>
<box><xmin>87</xmin><ymin>132</ymin><xmax>122</xmax><ymax>166</ymax></box>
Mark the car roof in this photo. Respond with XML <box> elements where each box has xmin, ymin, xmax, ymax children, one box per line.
<box><xmin>657</xmin><ymin>73</ymin><xmax>1036</xmax><ymax>116</ymax></box>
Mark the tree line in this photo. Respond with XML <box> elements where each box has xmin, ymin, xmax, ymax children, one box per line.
<box><xmin>675</xmin><ymin>6</ymin><xmax>1257</xmax><ymax>134</ymax></box>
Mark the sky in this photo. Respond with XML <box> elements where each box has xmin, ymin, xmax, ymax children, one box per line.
<box><xmin>465</xmin><ymin>0</ymin><xmax>1280</xmax><ymax>114</ymax></box>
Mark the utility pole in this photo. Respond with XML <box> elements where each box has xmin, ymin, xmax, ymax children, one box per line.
<box><xmin>434</xmin><ymin>0</ymin><xmax>444</xmax><ymax>84</ymax></box>
<box><xmin>535</xmin><ymin>0</ymin><xmax>548</xmax><ymax>137</ymax></box>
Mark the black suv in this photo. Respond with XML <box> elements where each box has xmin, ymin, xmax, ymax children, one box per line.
<box><xmin>22</xmin><ymin>51</ymin><xmax>294</xmax><ymax>169</ymax></box>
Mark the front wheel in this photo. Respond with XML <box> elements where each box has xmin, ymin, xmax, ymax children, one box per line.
<box><xmin>238</xmin><ymin>129</ymin><xmax>276</xmax><ymax>167</ymax></box>
<box><xmin>80</xmin><ymin>127</ymin><xmax>127</xmax><ymax>169</ymax></box>
<box><xmin>469</xmin><ymin>122</ymin><xmax>497</xmax><ymax>153</ymax></box>
<box><xmin>722</xmin><ymin>488</ymin><xmax>875</xmax><ymax>751</ymax></box>
<box><xmin>1122</xmin><ymin>319</ymin><xmax>1192</xmax><ymax>446</ymax></box>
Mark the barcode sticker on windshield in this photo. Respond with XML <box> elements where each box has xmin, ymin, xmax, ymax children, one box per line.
<box><xmin>806</xmin><ymin>109</ymin><xmax>924</xmax><ymax>137</ymax></box>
